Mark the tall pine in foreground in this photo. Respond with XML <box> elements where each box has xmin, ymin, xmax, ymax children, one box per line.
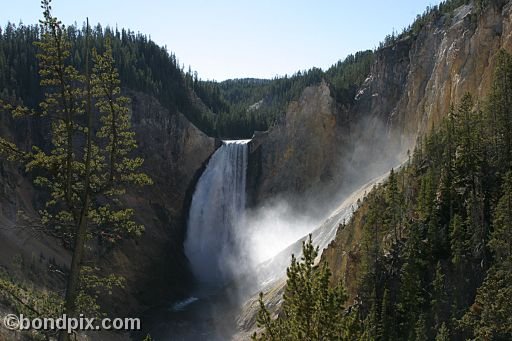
<box><xmin>0</xmin><ymin>0</ymin><xmax>151</xmax><ymax>339</ymax></box>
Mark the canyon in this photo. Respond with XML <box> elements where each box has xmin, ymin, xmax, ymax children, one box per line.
<box><xmin>1</xmin><ymin>1</ymin><xmax>512</xmax><ymax>339</ymax></box>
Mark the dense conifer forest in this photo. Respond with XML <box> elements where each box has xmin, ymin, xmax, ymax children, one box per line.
<box><xmin>255</xmin><ymin>50</ymin><xmax>512</xmax><ymax>341</ymax></box>
<box><xmin>0</xmin><ymin>22</ymin><xmax>376</xmax><ymax>138</ymax></box>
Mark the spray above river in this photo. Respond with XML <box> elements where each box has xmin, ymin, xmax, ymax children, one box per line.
<box><xmin>184</xmin><ymin>140</ymin><xmax>250</xmax><ymax>285</ymax></box>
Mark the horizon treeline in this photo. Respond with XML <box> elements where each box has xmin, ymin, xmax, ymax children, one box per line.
<box><xmin>0</xmin><ymin>21</ymin><xmax>376</xmax><ymax>138</ymax></box>
<box><xmin>0</xmin><ymin>0</ymin><xmax>497</xmax><ymax>139</ymax></box>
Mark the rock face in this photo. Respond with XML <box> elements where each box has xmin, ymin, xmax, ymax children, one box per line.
<box><xmin>240</xmin><ymin>2</ymin><xmax>512</xmax><ymax>335</ymax></box>
<box><xmin>248</xmin><ymin>80</ymin><xmax>342</xmax><ymax>206</ymax></box>
<box><xmin>100</xmin><ymin>91</ymin><xmax>217</xmax><ymax>314</ymax></box>
<box><xmin>390</xmin><ymin>3</ymin><xmax>508</xmax><ymax>142</ymax></box>
<box><xmin>0</xmin><ymin>90</ymin><xmax>216</xmax><ymax>315</ymax></box>
<box><xmin>249</xmin><ymin>2</ymin><xmax>512</xmax><ymax>210</ymax></box>
<box><xmin>320</xmin><ymin>0</ymin><xmax>512</xmax><ymax>309</ymax></box>
<box><xmin>2</xmin><ymin>0</ymin><xmax>512</xmax><ymax>334</ymax></box>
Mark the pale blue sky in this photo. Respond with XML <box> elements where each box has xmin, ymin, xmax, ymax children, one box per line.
<box><xmin>0</xmin><ymin>0</ymin><xmax>437</xmax><ymax>80</ymax></box>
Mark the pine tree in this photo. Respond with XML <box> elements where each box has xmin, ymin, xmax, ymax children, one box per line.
<box><xmin>386</xmin><ymin>168</ymin><xmax>401</xmax><ymax>241</ymax></box>
<box><xmin>449</xmin><ymin>214</ymin><xmax>467</xmax><ymax>267</ymax></box>
<box><xmin>380</xmin><ymin>288</ymin><xmax>395</xmax><ymax>341</ymax></box>
<box><xmin>487</xmin><ymin>50</ymin><xmax>512</xmax><ymax>170</ymax></box>
<box><xmin>253</xmin><ymin>235</ymin><xmax>348</xmax><ymax>340</ymax></box>
<box><xmin>431</xmin><ymin>262</ymin><xmax>448</xmax><ymax>330</ymax></box>
<box><xmin>435</xmin><ymin>322</ymin><xmax>450</xmax><ymax>341</ymax></box>
<box><xmin>342</xmin><ymin>306</ymin><xmax>363</xmax><ymax>340</ymax></box>
<box><xmin>417</xmin><ymin>169</ymin><xmax>435</xmax><ymax>222</ymax></box>
<box><xmin>364</xmin><ymin>289</ymin><xmax>379</xmax><ymax>341</ymax></box>
<box><xmin>461</xmin><ymin>261</ymin><xmax>512</xmax><ymax>339</ymax></box>
<box><xmin>414</xmin><ymin>314</ymin><xmax>428</xmax><ymax>341</ymax></box>
<box><xmin>0</xmin><ymin>2</ymin><xmax>151</xmax><ymax>339</ymax></box>
<box><xmin>489</xmin><ymin>171</ymin><xmax>512</xmax><ymax>261</ymax></box>
<box><xmin>397</xmin><ymin>223</ymin><xmax>426</xmax><ymax>336</ymax></box>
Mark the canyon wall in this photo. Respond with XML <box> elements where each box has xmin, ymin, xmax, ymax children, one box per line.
<box><xmin>0</xmin><ymin>90</ymin><xmax>217</xmax><ymax>315</ymax></box>
<box><xmin>249</xmin><ymin>2</ymin><xmax>512</xmax><ymax>211</ymax></box>
<box><xmin>238</xmin><ymin>2</ymin><xmax>512</xmax><ymax>335</ymax></box>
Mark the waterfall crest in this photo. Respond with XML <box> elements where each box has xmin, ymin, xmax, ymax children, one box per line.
<box><xmin>184</xmin><ymin>140</ymin><xmax>250</xmax><ymax>285</ymax></box>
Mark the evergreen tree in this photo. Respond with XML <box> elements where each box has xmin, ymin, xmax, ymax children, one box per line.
<box><xmin>461</xmin><ymin>261</ymin><xmax>512</xmax><ymax>340</ymax></box>
<box><xmin>253</xmin><ymin>235</ymin><xmax>348</xmax><ymax>340</ymax></box>
<box><xmin>431</xmin><ymin>262</ymin><xmax>448</xmax><ymax>330</ymax></box>
<box><xmin>414</xmin><ymin>314</ymin><xmax>429</xmax><ymax>341</ymax></box>
<box><xmin>449</xmin><ymin>214</ymin><xmax>467</xmax><ymax>267</ymax></box>
<box><xmin>380</xmin><ymin>288</ymin><xmax>395</xmax><ymax>341</ymax></box>
<box><xmin>488</xmin><ymin>171</ymin><xmax>512</xmax><ymax>261</ymax></box>
<box><xmin>435</xmin><ymin>322</ymin><xmax>450</xmax><ymax>341</ymax></box>
<box><xmin>386</xmin><ymin>168</ymin><xmax>401</xmax><ymax>241</ymax></box>
<box><xmin>397</xmin><ymin>223</ymin><xmax>426</xmax><ymax>337</ymax></box>
<box><xmin>362</xmin><ymin>290</ymin><xmax>379</xmax><ymax>341</ymax></box>
<box><xmin>487</xmin><ymin>50</ymin><xmax>512</xmax><ymax>170</ymax></box>
<box><xmin>0</xmin><ymin>2</ymin><xmax>151</xmax><ymax>340</ymax></box>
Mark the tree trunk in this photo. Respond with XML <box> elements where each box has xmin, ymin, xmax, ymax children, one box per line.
<box><xmin>60</xmin><ymin>18</ymin><xmax>92</xmax><ymax>341</ymax></box>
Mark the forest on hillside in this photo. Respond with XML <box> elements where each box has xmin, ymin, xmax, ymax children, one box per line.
<box><xmin>1</xmin><ymin>0</ymin><xmax>511</xmax><ymax>340</ymax></box>
<box><xmin>0</xmin><ymin>21</ymin><xmax>374</xmax><ymax>139</ymax></box>
<box><xmin>254</xmin><ymin>50</ymin><xmax>512</xmax><ymax>341</ymax></box>
<box><xmin>0</xmin><ymin>0</ymin><xmax>498</xmax><ymax>139</ymax></box>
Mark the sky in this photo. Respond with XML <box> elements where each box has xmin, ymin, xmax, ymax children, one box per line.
<box><xmin>0</xmin><ymin>0</ymin><xmax>437</xmax><ymax>81</ymax></box>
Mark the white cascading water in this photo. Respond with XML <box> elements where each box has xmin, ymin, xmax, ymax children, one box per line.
<box><xmin>184</xmin><ymin>140</ymin><xmax>250</xmax><ymax>285</ymax></box>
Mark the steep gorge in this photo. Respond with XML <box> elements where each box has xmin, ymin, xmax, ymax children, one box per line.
<box><xmin>250</xmin><ymin>3</ymin><xmax>512</xmax><ymax>209</ymax></box>
<box><xmin>0</xmin><ymin>89</ymin><xmax>217</xmax><ymax>318</ymax></box>
<box><xmin>237</xmin><ymin>1</ymin><xmax>512</xmax><ymax>335</ymax></box>
<box><xmin>1</xmin><ymin>1</ymin><xmax>512</xmax><ymax>339</ymax></box>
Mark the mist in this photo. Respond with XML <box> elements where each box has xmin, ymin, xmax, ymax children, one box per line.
<box><xmin>176</xmin><ymin>84</ymin><xmax>415</xmax><ymax>340</ymax></box>
<box><xmin>232</xmin><ymin>110</ymin><xmax>414</xmax><ymax>292</ymax></box>
<box><xmin>245</xmin><ymin>199</ymin><xmax>322</xmax><ymax>265</ymax></box>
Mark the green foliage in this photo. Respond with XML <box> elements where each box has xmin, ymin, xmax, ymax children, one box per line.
<box><xmin>460</xmin><ymin>260</ymin><xmax>512</xmax><ymax>340</ymax></box>
<box><xmin>435</xmin><ymin>322</ymin><xmax>450</xmax><ymax>341</ymax></box>
<box><xmin>0</xmin><ymin>270</ymin><xmax>63</xmax><ymax>317</ymax></box>
<box><xmin>310</xmin><ymin>50</ymin><xmax>512</xmax><ymax>340</ymax></box>
<box><xmin>0</xmin><ymin>267</ymin><xmax>63</xmax><ymax>339</ymax></box>
<box><xmin>380</xmin><ymin>0</ymin><xmax>498</xmax><ymax>49</ymax></box>
<box><xmin>176</xmin><ymin>37</ymin><xmax>512</xmax><ymax>341</ymax></box>
<box><xmin>184</xmin><ymin>49</ymin><xmax>374</xmax><ymax>138</ymax></box>
<box><xmin>0</xmin><ymin>21</ymin><xmax>374</xmax><ymax>139</ymax></box>
<box><xmin>325</xmin><ymin>50</ymin><xmax>374</xmax><ymax>104</ymax></box>
<box><xmin>0</xmin><ymin>0</ymin><xmax>151</xmax><ymax>328</ymax></box>
<box><xmin>489</xmin><ymin>171</ymin><xmax>512</xmax><ymax>261</ymax></box>
<box><xmin>253</xmin><ymin>235</ymin><xmax>348</xmax><ymax>340</ymax></box>
<box><xmin>487</xmin><ymin>50</ymin><xmax>512</xmax><ymax>172</ymax></box>
<box><xmin>414</xmin><ymin>314</ymin><xmax>429</xmax><ymax>341</ymax></box>
<box><xmin>3</xmin><ymin>2</ymin><xmax>151</xmax><ymax>247</ymax></box>
<box><xmin>397</xmin><ymin>222</ymin><xmax>427</xmax><ymax>337</ymax></box>
<box><xmin>0</xmin><ymin>20</ymin><xmax>199</xmax><ymax>134</ymax></box>
<box><xmin>379</xmin><ymin>288</ymin><xmax>395</xmax><ymax>341</ymax></box>
<box><xmin>450</xmin><ymin>214</ymin><xmax>468</xmax><ymax>267</ymax></box>
<box><xmin>75</xmin><ymin>266</ymin><xmax>125</xmax><ymax>317</ymax></box>
<box><xmin>431</xmin><ymin>262</ymin><xmax>449</xmax><ymax>330</ymax></box>
<box><xmin>0</xmin><ymin>0</ymin><xmax>502</xmax><ymax>140</ymax></box>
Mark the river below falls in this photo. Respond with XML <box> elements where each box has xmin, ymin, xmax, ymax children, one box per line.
<box><xmin>138</xmin><ymin>286</ymin><xmax>243</xmax><ymax>341</ymax></box>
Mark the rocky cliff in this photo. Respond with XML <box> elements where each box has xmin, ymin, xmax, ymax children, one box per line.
<box><xmin>248</xmin><ymin>80</ymin><xmax>345</xmax><ymax>207</ymax></box>
<box><xmin>249</xmin><ymin>1</ymin><xmax>512</xmax><ymax>210</ymax></box>
<box><xmin>99</xmin><ymin>91</ymin><xmax>217</xmax><ymax>314</ymax></box>
<box><xmin>320</xmin><ymin>0</ymin><xmax>512</xmax><ymax>303</ymax></box>
<box><xmin>0</xmin><ymin>90</ymin><xmax>217</xmax><ymax>317</ymax></box>
<box><xmin>2</xmin><ymin>0</ymin><xmax>512</xmax><ymax>338</ymax></box>
<box><xmin>239</xmin><ymin>1</ymin><xmax>512</xmax><ymax>335</ymax></box>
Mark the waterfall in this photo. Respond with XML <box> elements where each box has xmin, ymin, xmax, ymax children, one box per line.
<box><xmin>184</xmin><ymin>140</ymin><xmax>250</xmax><ymax>285</ymax></box>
